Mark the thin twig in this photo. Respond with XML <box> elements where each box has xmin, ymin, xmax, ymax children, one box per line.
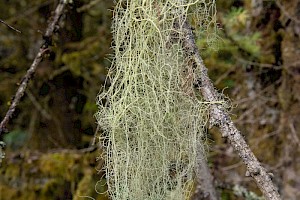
<box><xmin>5</xmin><ymin>0</ymin><xmax>54</xmax><ymax>24</ymax></box>
<box><xmin>182</xmin><ymin>21</ymin><xmax>282</xmax><ymax>200</ymax></box>
<box><xmin>0</xmin><ymin>0</ymin><xmax>68</xmax><ymax>136</ymax></box>
<box><xmin>289</xmin><ymin>121</ymin><xmax>300</xmax><ymax>146</ymax></box>
<box><xmin>26</xmin><ymin>90</ymin><xmax>52</xmax><ymax>120</ymax></box>
<box><xmin>236</xmin><ymin>57</ymin><xmax>282</xmax><ymax>70</ymax></box>
<box><xmin>276</xmin><ymin>0</ymin><xmax>300</xmax><ymax>24</ymax></box>
<box><xmin>77</xmin><ymin>0</ymin><xmax>101</xmax><ymax>13</ymax></box>
<box><xmin>91</xmin><ymin>124</ymin><xmax>100</xmax><ymax>147</ymax></box>
<box><xmin>0</xmin><ymin>19</ymin><xmax>21</xmax><ymax>33</ymax></box>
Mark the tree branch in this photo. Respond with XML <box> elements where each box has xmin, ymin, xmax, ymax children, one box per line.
<box><xmin>182</xmin><ymin>21</ymin><xmax>282</xmax><ymax>200</ymax></box>
<box><xmin>193</xmin><ymin>145</ymin><xmax>218</xmax><ymax>200</ymax></box>
<box><xmin>0</xmin><ymin>0</ymin><xmax>68</xmax><ymax>136</ymax></box>
<box><xmin>0</xmin><ymin>0</ymin><xmax>69</xmax><ymax>165</ymax></box>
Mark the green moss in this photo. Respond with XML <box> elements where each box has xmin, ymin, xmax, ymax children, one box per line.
<box><xmin>0</xmin><ymin>184</ymin><xmax>18</xmax><ymax>200</ymax></box>
<box><xmin>39</xmin><ymin>153</ymin><xmax>80</xmax><ymax>181</ymax></box>
<box><xmin>61</xmin><ymin>36</ymin><xmax>108</xmax><ymax>78</ymax></box>
<box><xmin>0</xmin><ymin>150</ymin><xmax>103</xmax><ymax>200</ymax></box>
<box><xmin>4</xmin><ymin>163</ymin><xmax>21</xmax><ymax>178</ymax></box>
<box><xmin>74</xmin><ymin>169</ymin><xmax>109</xmax><ymax>200</ymax></box>
<box><xmin>40</xmin><ymin>178</ymin><xmax>70</xmax><ymax>199</ymax></box>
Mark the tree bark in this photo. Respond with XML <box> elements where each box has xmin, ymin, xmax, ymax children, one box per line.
<box><xmin>193</xmin><ymin>145</ymin><xmax>218</xmax><ymax>200</ymax></box>
<box><xmin>182</xmin><ymin>20</ymin><xmax>282</xmax><ymax>200</ymax></box>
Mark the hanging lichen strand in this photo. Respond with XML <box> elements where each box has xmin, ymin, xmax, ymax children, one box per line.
<box><xmin>96</xmin><ymin>0</ymin><xmax>217</xmax><ymax>199</ymax></box>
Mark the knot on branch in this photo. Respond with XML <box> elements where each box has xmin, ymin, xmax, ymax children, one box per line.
<box><xmin>245</xmin><ymin>167</ymin><xmax>261</xmax><ymax>177</ymax></box>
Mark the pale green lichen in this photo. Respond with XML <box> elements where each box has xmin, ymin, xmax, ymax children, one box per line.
<box><xmin>96</xmin><ymin>1</ymin><xmax>218</xmax><ymax>199</ymax></box>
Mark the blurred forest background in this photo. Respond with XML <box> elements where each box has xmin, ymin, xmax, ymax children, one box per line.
<box><xmin>0</xmin><ymin>0</ymin><xmax>299</xmax><ymax>199</ymax></box>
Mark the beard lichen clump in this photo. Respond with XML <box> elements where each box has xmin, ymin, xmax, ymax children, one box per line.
<box><xmin>96</xmin><ymin>0</ymin><xmax>217</xmax><ymax>199</ymax></box>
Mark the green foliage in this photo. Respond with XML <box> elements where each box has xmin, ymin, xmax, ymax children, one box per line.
<box><xmin>199</xmin><ymin>7</ymin><xmax>261</xmax><ymax>59</ymax></box>
<box><xmin>224</xmin><ymin>8</ymin><xmax>261</xmax><ymax>57</ymax></box>
<box><xmin>196</xmin><ymin>7</ymin><xmax>262</xmax><ymax>89</ymax></box>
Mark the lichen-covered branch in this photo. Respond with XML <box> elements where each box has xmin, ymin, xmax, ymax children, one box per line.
<box><xmin>96</xmin><ymin>1</ymin><xmax>215</xmax><ymax>199</ymax></box>
<box><xmin>182</xmin><ymin>21</ymin><xmax>282</xmax><ymax>200</ymax></box>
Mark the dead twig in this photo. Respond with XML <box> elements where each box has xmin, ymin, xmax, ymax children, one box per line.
<box><xmin>77</xmin><ymin>0</ymin><xmax>101</xmax><ymax>13</ymax></box>
<box><xmin>0</xmin><ymin>18</ymin><xmax>21</xmax><ymax>33</ymax></box>
<box><xmin>276</xmin><ymin>0</ymin><xmax>300</xmax><ymax>24</ymax></box>
<box><xmin>0</xmin><ymin>0</ymin><xmax>69</xmax><ymax>165</ymax></box>
<box><xmin>182</xmin><ymin>20</ymin><xmax>282</xmax><ymax>200</ymax></box>
<box><xmin>26</xmin><ymin>90</ymin><xmax>52</xmax><ymax>120</ymax></box>
<box><xmin>0</xmin><ymin>0</ymin><xmax>67</xmax><ymax>136</ymax></box>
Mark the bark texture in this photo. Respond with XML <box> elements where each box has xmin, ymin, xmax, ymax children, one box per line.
<box><xmin>182</xmin><ymin>20</ymin><xmax>282</xmax><ymax>200</ymax></box>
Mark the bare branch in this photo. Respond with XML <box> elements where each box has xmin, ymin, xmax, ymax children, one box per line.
<box><xmin>182</xmin><ymin>21</ymin><xmax>282</xmax><ymax>200</ymax></box>
<box><xmin>0</xmin><ymin>1</ymin><xmax>68</xmax><ymax>136</ymax></box>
